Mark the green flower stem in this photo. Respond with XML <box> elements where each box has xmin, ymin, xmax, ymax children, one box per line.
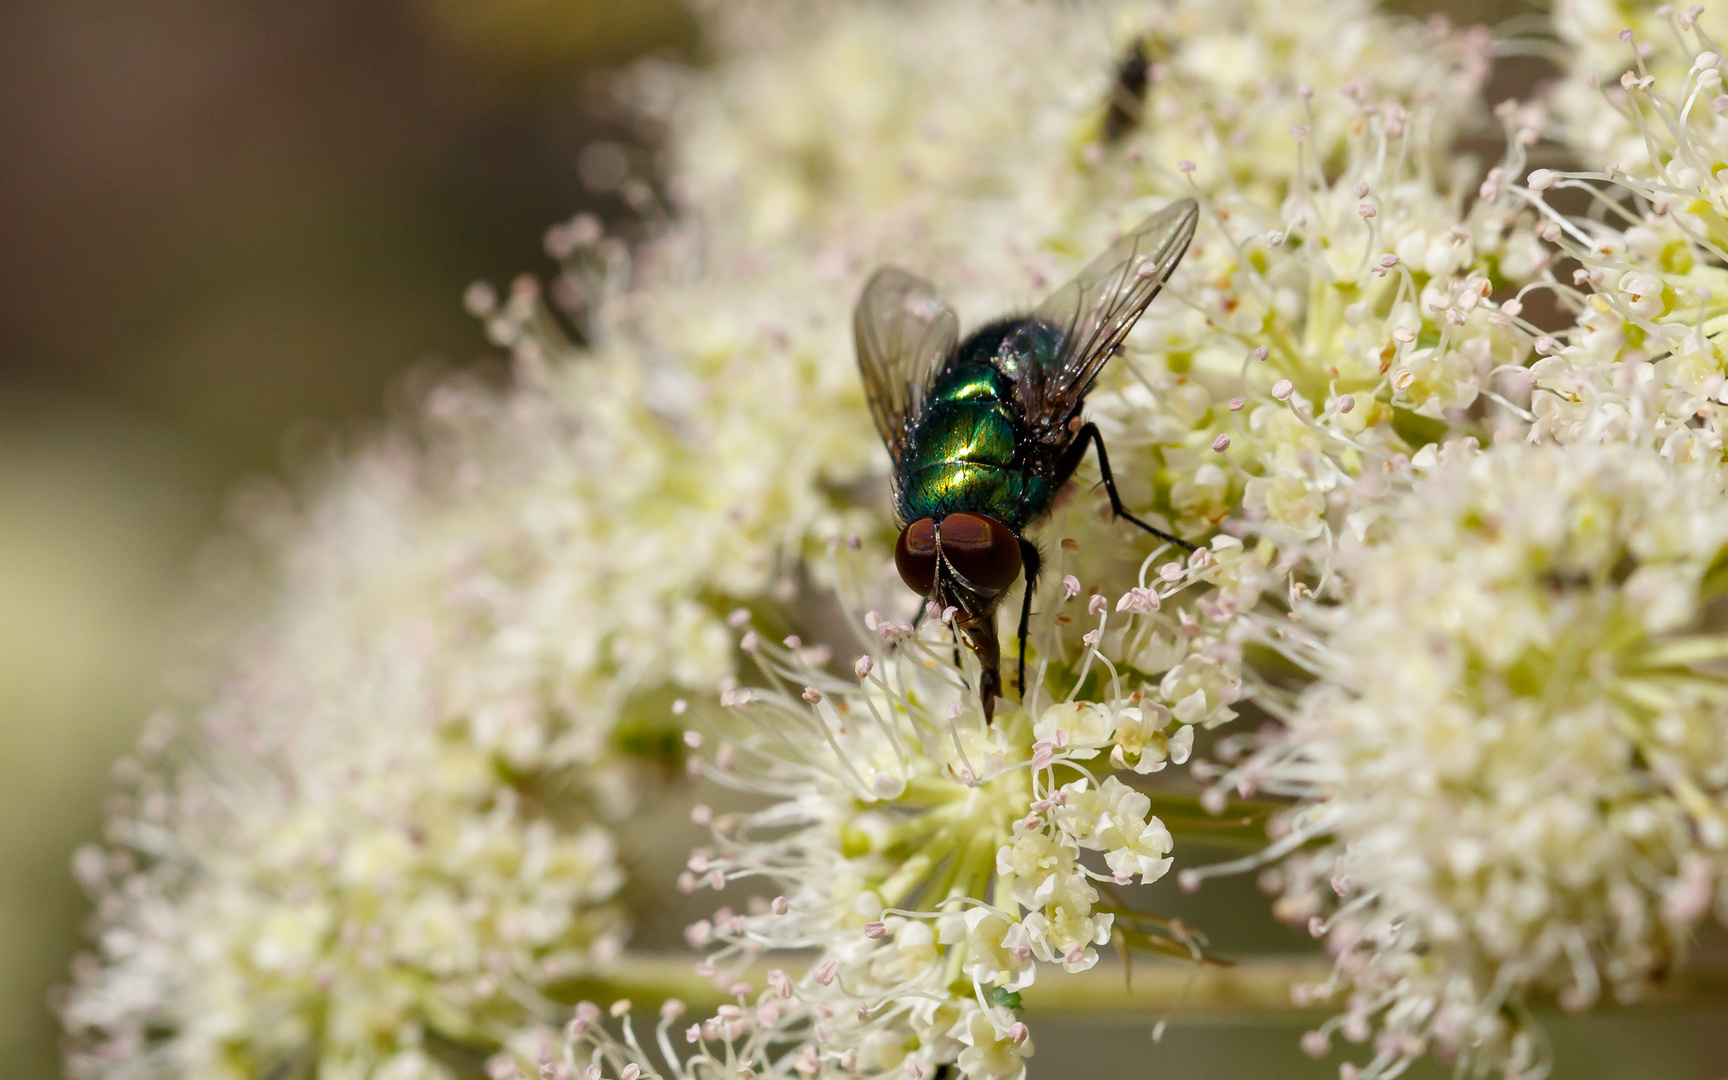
<box><xmin>1021</xmin><ymin>957</ymin><xmax>1728</xmax><ymax>1019</ymax></box>
<box><xmin>1020</xmin><ymin>956</ymin><xmax>1329</xmax><ymax>1018</ymax></box>
<box><xmin>552</xmin><ymin>955</ymin><xmax>1728</xmax><ymax>1019</ymax></box>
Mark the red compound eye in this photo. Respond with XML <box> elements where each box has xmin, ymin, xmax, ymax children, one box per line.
<box><xmin>895</xmin><ymin>517</ymin><xmax>939</xmax><ymax>597</ymax></box>
<box><xmin>938</xmin><ymin>513</ymin><xmax>1022</xmax><ymax>593</ymax></box>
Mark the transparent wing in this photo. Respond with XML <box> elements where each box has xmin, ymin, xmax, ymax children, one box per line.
<box><xmin>1016</xmin><ymin>198</ymin><xmax>1199</xmax><ymax>428</ymax></box>
<box><xmin>853</xmin><ymin>267</ymin><xmax>960</xmax><ymax>470</ymax></box>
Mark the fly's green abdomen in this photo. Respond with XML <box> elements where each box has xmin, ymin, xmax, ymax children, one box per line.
<box><xmin>900</xmin><ymin>362</ymin><xmax>1045</xmax><ymax>526</ymax></box>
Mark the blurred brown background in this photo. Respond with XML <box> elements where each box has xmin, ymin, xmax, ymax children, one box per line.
<box><xmin>1</xmin><ymin>1</ymin><xmax>1722</xmax><ymax>1078</ymax></box>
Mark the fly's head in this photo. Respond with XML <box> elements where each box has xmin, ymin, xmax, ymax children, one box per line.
<box><xmin>894</xmin><ymin>512</ymin><xmax>1023</xmax><ymax>626</ymax></box>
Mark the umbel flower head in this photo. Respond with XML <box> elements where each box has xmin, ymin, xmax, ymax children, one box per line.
<box><xmin>664</xmin><ymin>535</ymin><xmax>1257</xmax><ymax>1080</ymax></box>
<box><xmin>1219</xmin><ymin>440</ymin><xmax>1728</xmax><ymax>1077</ymax></box>
<box><xmin>58</xmin><ymin>421</ymin><xmax>643</xmax><ymax>1080</ymax></box>
<box><xmin>486</xmin><ymin>528</ymin><xmax>1254</xmax><ymax>1080</ymax></box>
<box><xmin>62</xmin><ymin>0</ymin><xmax>1501</xmax><ymax>1071</ymax></box>
<box><xmin>59</xmin><ymin>0</ymin><xmax>1728</xmax><ymax>1078</ymax></box>
<box><xmin>1548</xmin><ymin>0</ymin><xmax>1728</xmax><ymax>169</ymax></box>
<box><xmin>1517</xmin><ymin>12</ymin><xmax>1728</xmax><ymax>462</ymax></box>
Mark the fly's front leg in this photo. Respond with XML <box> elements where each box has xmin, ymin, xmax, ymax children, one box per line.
<box><xmin>1016</xmin><ymin>538</ymin><xmax>1041</xmax><ymax>698</ymax></box>
<box><xmin>1059</xmin><ymin>422</ymin><xmax>1196</xmax><ymax>551</ymax></box>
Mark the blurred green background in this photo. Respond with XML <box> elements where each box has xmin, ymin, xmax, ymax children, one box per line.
<box><xmin>1</xmin><ymin>1</ymin><xmax>1722</xmax><ymax>1078</ymax></box>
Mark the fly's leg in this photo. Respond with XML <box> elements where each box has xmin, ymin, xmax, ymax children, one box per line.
<box><xmin>1015</xmin><ymin>538</ymin><xmax>1041</xmax><ymax>698</ymax></box>
<box><xmin>1058</xmin><ymin>422</ymin><xmax>1196</xmax><ymax>551</ymax></box>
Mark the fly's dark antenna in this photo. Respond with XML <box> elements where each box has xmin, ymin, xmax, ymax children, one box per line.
<box><xmin>1101</xmin><ymin>38</ymin><xmax>1150</xmax><ymax>143</ymax></box>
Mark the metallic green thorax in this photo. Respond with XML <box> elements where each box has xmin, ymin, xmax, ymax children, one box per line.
<box><xmin>899</xmin><ymin>325</ymin><xmax>1055</xmax><ymax>529</ymax></box>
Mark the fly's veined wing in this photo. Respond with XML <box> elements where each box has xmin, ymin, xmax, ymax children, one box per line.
<box><xmin>853</xmin><ymin>267</ymin><xmax>960</xmax><ymax>469</ymax></box>
<box><xmin>1016</xmin><ymin>198</ymin><xmax>1199</xmax><ymax>429</ymax></box>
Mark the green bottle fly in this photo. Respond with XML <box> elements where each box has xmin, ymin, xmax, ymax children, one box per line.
<box><xmin>854</xmin><ymin>198</ymin><xmax>1199</xmax><ymax>721</ymax></box>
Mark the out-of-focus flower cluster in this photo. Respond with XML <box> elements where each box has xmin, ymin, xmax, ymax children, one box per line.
<box><xmin>1549</xmin><ymin>1</ymin><xmax>1727</xmax><ymax>169</ymax></box>
<box><xmin>1523</xmin><ymin>14</ymin><xmax>1728</xmax><ymax>464</ymax></box>
<box><xmin>61</xmin><ymin>1</ymin><xmax>1728</xmax><ymax>1080</ymax></box>
<box><xmin>58</xmin><ymin>401</ymin><xmax>663</xmax><ymax>1078</ymax></box>
<box><xmin>1222</xmin><ymin>441</ymin><xmax>1728</xmax><ymax>1076</ymax></box>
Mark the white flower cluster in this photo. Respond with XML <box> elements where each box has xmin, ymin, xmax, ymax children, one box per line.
<box><xmin>71</xmin><ymin>0</ymin><xmax>1494</xmax><ymax>1072</ymax></box>
<box><xmin>67</xmin><ymin>1</ymin><xmax>1728</xmax><ymax>1079</ymax></box>
<box><xmin>67</xmin><ymin>708</ymin><xmax>626</xmax><ymax>1080</ymax></box>
<box><xmin>670</xmin><ymin>562</ymin><xmax>1220</xmax><ymax>1080</ymax></box>
<box><xmin>1223</xmin><ymin>442</ymin><xmax>1728</xmax><ymax>1076</ymax></box>
<box><xmin>1520</xmin><ymin>16</ymin><xmax>1728</xmax><ymax>462</ymax></box>
<box><xmin>1118</xmin><ymin>94</ymin><xmax>1545</xmax><ymax>548</ymax></box>
<box><xmin>667</xmin><ymin>0</ymin><xmax>1488</xmax><ymax>248</ymax></box>
<box><xmin>1548</xmin><ymin>1</ymin><xmax>1727</xmax><ymax>170</ymax></box>
<box><xmin>1187</xmin><ymin>17</ymin><xmax>1728</xmax><ymax>1076</ymax></box>
<box><xmin>59</xmin><ymin>417</ymin><xmax>648</xmax><ymax>1079</ymax></box>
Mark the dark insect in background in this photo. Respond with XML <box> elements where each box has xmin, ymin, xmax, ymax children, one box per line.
<box><xmin>1100</xmin><ymin>38</ymin><xmax>1151</xmax><ymax>143</ymax></box>
<box><xmin>854</xmin><ymin>197</ymin><xmax>1200</xmax><ymax>721</ymax></box>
